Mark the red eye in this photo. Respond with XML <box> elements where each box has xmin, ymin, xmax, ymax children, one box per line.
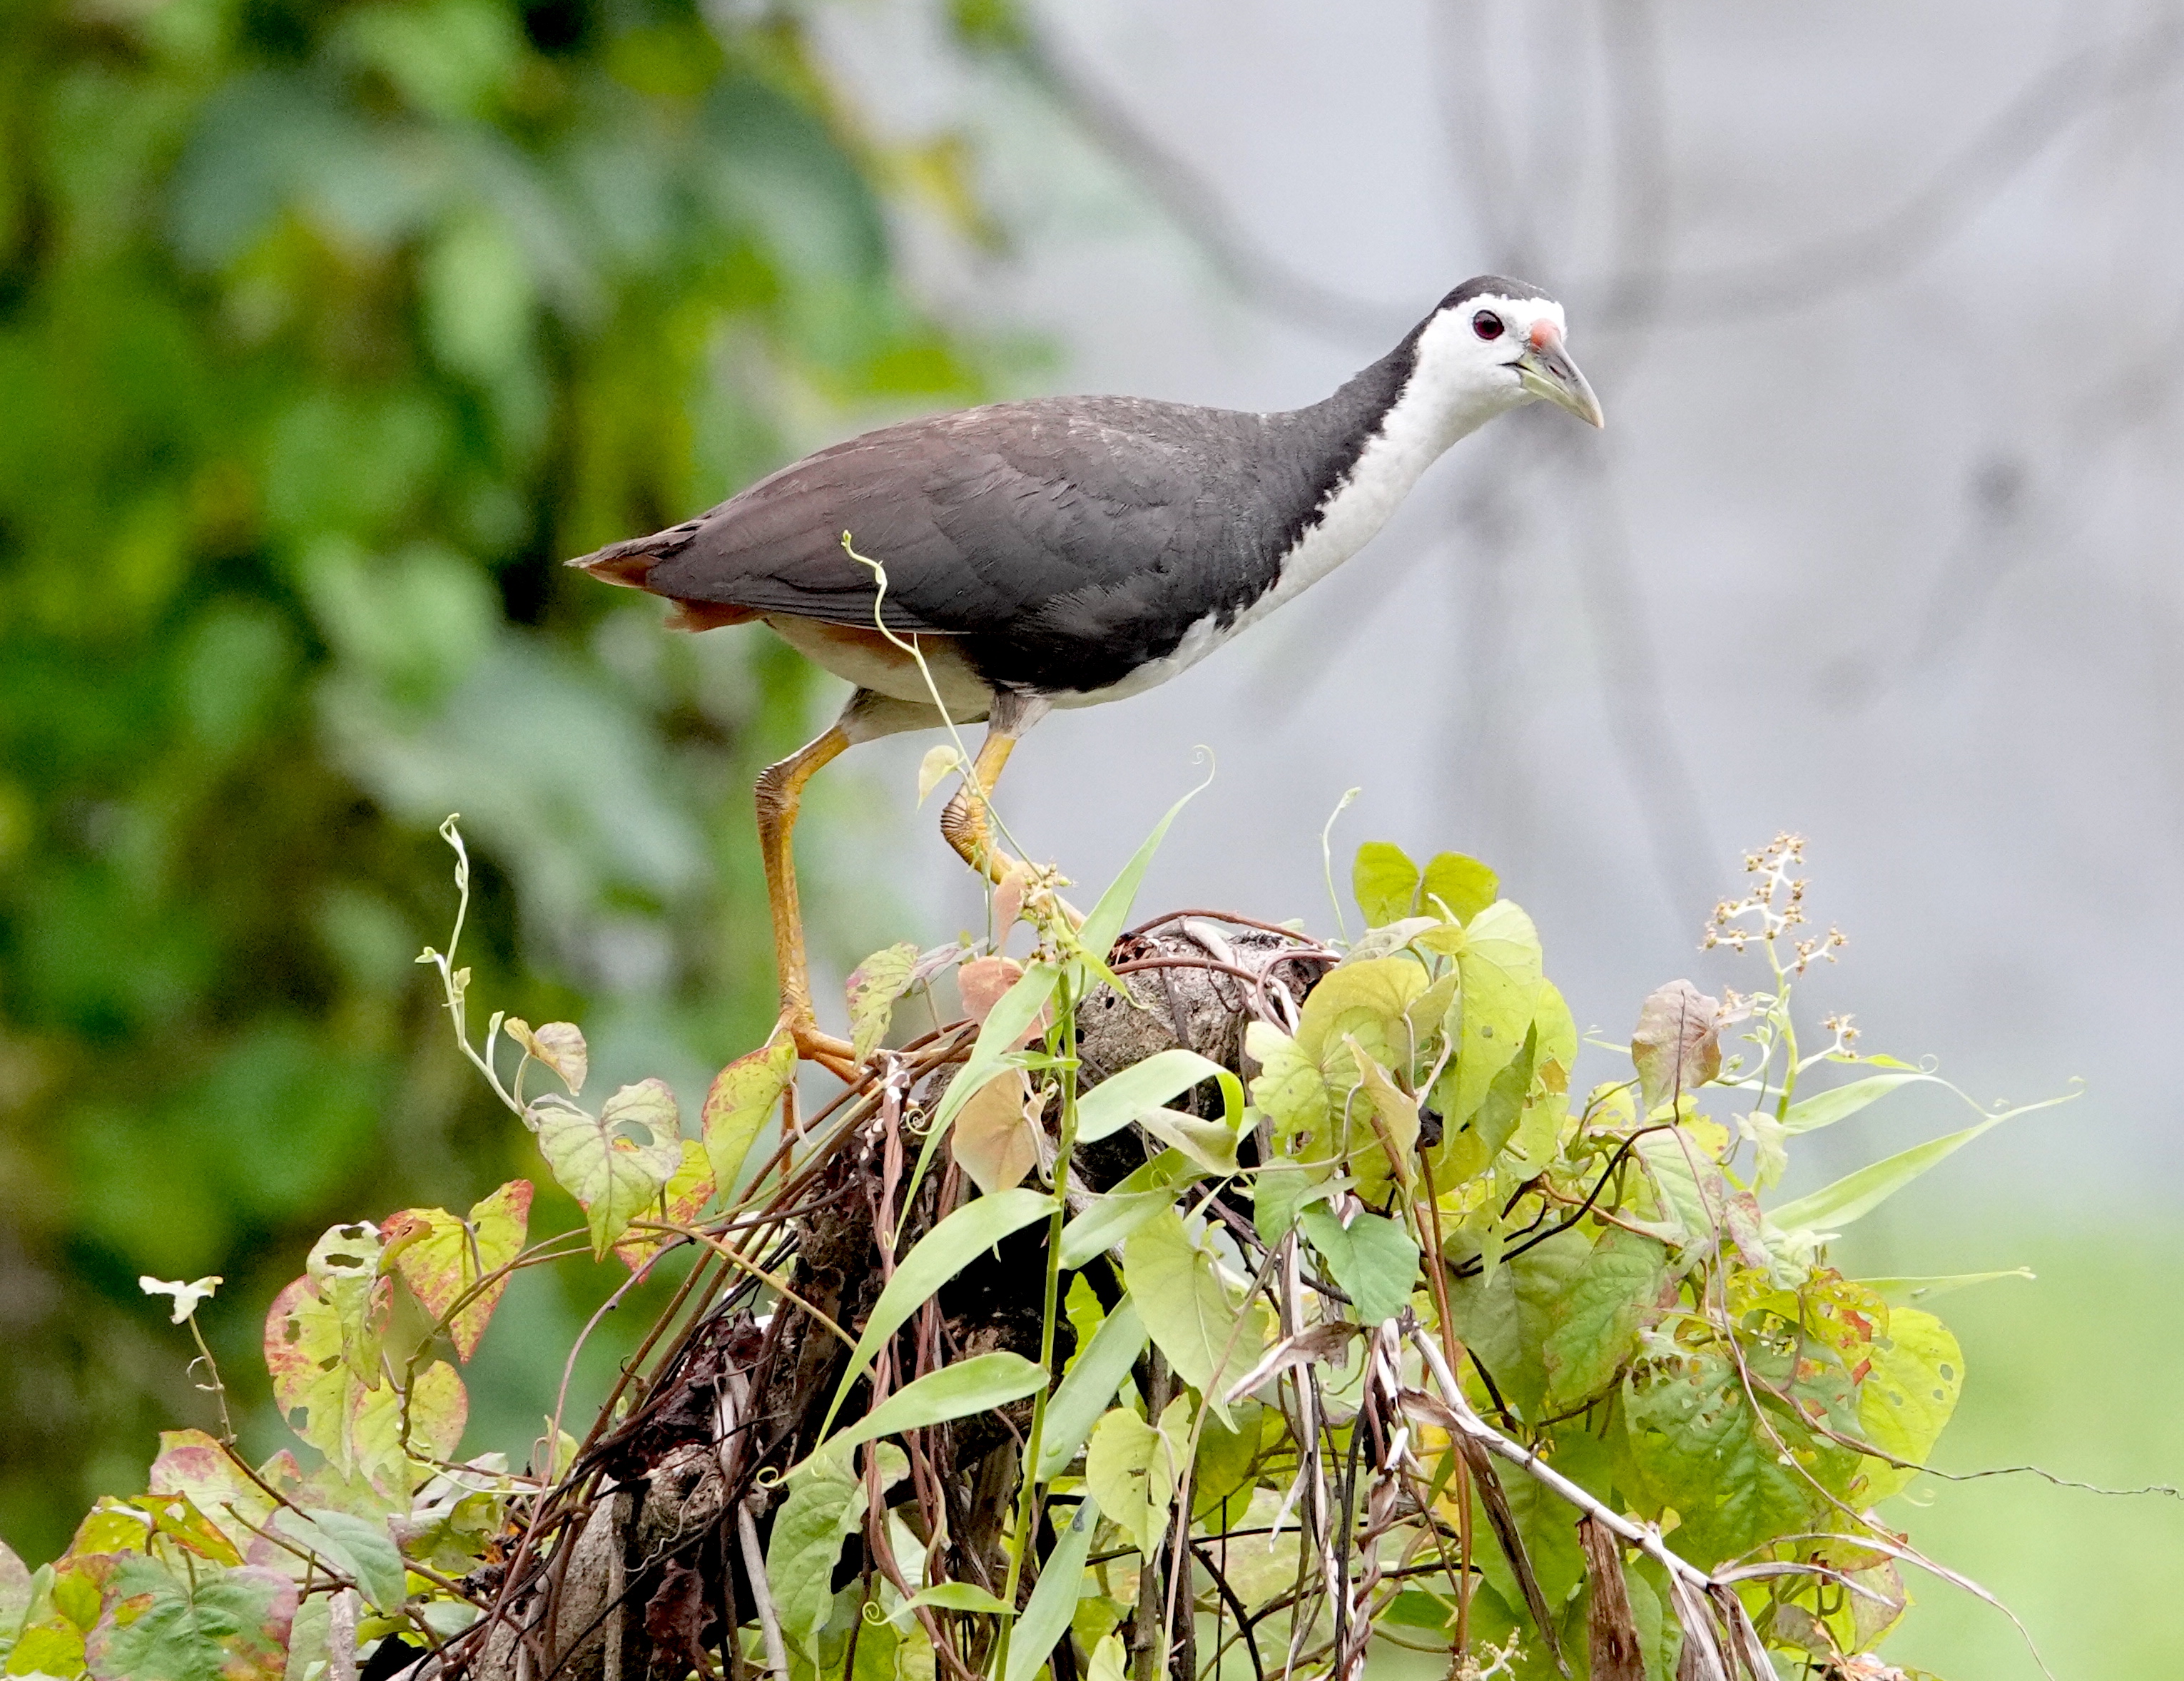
<box><xmin>1471</xmin><ymin>310</ymin><xmax>1505</xmax><ymax>340</ymax></box>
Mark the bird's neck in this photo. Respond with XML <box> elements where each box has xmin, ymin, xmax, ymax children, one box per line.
<box><xmin>1259</xmin><ymin>328</ymin><xmax>1510</xmax><ymax>592</ymax></box>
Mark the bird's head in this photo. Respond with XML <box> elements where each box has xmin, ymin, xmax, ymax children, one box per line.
<box><xmin>1410</xmin><ymin>275</ymin><xmax>1604</xmax><ymax>431</ymax></box>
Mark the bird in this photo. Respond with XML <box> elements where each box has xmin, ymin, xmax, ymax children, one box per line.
<box><xmin>570</xmin><ymin>275</ymin><xmax>1601</xmax><ymax>1077</ymax></box>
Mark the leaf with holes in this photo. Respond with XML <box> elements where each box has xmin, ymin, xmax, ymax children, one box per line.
<box><xmin>1856</xmin><ymin>1308</ymin><xmax>1964</xmax><ymax>1500</ymax></box>
<box><xmin>1622</xmin><ymin>1348</ymin><xmax>1822</xmax><ymax>1569</ymax></box>
<box><xmin>847</xmin><ymin>941</ymin><xmax>920</xmax><ymax>1062</ymax></box>
<box><xmin>380</xmin><ymin>1180</ymin><xmax>532</xmax><ymax>1361</ymax></box>
<box><xmin>529</xmin><ymin>1080</ymin><xmax>683</xmax><ymax>1257</ymax></box>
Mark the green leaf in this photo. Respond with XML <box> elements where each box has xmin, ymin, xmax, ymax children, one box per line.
<box><xmin>1857</xmin><ymin>1269</ymin><xmax>2033</xmax><ymax>1305</ymax></box>
<box><xmin>1857</xmin><ymin>1308</ymin><xmax>1964</xmax><ymax>1500</ymax></box>
<box><xmin>1077</xmin><ymin>1048</ymin><xmax>1241</xmax><ymax>1143</ymax></box>
<box><xmin>289</xmin><ymin>1509</ymin><xmax>405</xmax><ymax>1613</ymax></box>
<box><xmin>820</xmin><ymin>1187</ymin><xmax>1055</xmax><ymax>1438</ymax></box>
<box><xmin>816</xmin><ymin>1353</ymin><xmax>1048</xmax><ymax>1463</ymax></box>
<box><xmin>1632</xmin><ymin>1126</ymin><xmax>1729</xmax><ymax>1254</ymax></box>
<box><xmin>1351</xmin><ymin>840</ymin><xmax>1421</xmax><ymax>926</ymax></box>
<box><xmin>1058</xmin><ymin>1151</ymin><xmax>1205</xmax><ymax>1269</ymax></box>
<box><xmin>86</xmin><ymin>1556</ymin><xmax>295</xmax><ymax>1681</ymax></box>
<box><xmin>702</xmin><ymin>1040</ymin><xmax>796</xmax><ymax>1199</ymax></box>
<box><xmin>1037</xmin><ymin>1301</ymin><xmax>1148</xmax><ymax>1481</ymax></box>
<box><xmin>614</xmin><ymin>1138</ymin><xmax>716</xmax><ymax>1269</ymax></box>
<box><xmin>527</xmin><ymin>1080</ymin><xmax>683</xmax><ymax>1257</ymax></box>
<box><xmin>900</xmin><ymin>1582</ymin><xmax>1015</xmax><ymax>1617</ymax></box>
<box><xmin>1779</xmin><ymin>1070</ymin><xmax>1947</xmax><ymax>1134</ymax></box>
<box><xmin>380</xmin><ymin>1179</ymin><xmax>532</xmax><ymax>1361</ymax></box>
<box><xmin>1622</xmin><ymin>1349</ymin><xmax>1820</xmax><ymax>1570</ymax></box>
<box><xmin>1124</xmin><ymin>1211</ymin><xmax>1269</xmax><ymax>1425</ymax></box>
<box><xmin>1420</xmin><ymin>853</ymin><xmax>1498</xmax><ymax>924</ymax></box>
<box><xmin>1075</xmin><ymin>773</ymin><xmax>1211</xmax><ymax>965</ymax></box>
<box><xmin>1769</xmin><ymin>1107</ymin><xmax>2023</xmax><ymax>1234</ymax></box>
<box><xmin>1004</xmin><ymin>1494</ymin><xmax>1101</xmax><ymax>1681</ymax></box>
<box><xmin>847</xmin><ymin>942</ymin><xmax>920</xmax><ymax>1062</ymax></box>
<box><xmin>1085</xmin><ymin>1400</ymin><xmax>1187</xmax><ymax>1558</ymax></box>
<box><xmin>1538</xmin><ymin>1228</ymin><xmax>1670</xmax><ymax>1410</ymax></box>
<box><xmin>1133</xmin><ymin>1107</ymin><xmax>1243</xmax><ymax>1175</ymax></box>
<box><xmin>1428</xmin><ymin>902</ymin><xmax>1543</xmax><ymax>1130</ymax></box>
<box><xmin>765</xmin><ymin>1454</ymin><xmax>864</xmax><ymax>1665</ymax></box>
<box><xmin>1298</xmin><ymin>1207</ymin><xmax>1418</xmax><ymax>1326</ymax></box>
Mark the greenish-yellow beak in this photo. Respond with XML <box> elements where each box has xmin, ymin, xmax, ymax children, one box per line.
<box><xmin>1517</xmin><ymin>325</ymin><xmax>1604</xmax><ymax>427</ymax></box>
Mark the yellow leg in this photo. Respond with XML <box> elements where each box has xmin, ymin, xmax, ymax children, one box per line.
<box><xmin>938</xmin><ymin>728</ymin><xmax>1023</xmax><ymax>885</ymax></box>
<box><xmin>755</xmin><ymin>726</ymin><xmax>858</xmax><ymax>1080</ymax></box>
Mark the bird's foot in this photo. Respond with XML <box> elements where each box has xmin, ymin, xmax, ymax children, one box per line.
<box><xmin>780</xmin><ymin>1008</ymin><xmax>860</xmax><ymax>1082</ymax></box>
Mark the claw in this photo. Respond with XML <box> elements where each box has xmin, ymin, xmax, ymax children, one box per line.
<box><xmin>781</xmin><ymin>1010</ymin><xmax>859</xmax><ymax>1082</ymax></box>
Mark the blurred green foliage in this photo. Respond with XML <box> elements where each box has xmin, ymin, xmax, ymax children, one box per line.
<box><xmin>0</xmin><ymin>0</ymin><xmax>996</xmax><ymax>1558</ymax></box>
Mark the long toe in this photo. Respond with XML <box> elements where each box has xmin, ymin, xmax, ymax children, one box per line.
<box><xmin>783</xmin><ymin>1013</ymin><xmax>859</xmax><ymax>1082</ymax></box>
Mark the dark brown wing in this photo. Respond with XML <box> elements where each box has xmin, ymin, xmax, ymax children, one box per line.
<box><xmin>572</xmin><ymin>397</ymin><xmax>1269</xmax><ymax>638</ymax></box>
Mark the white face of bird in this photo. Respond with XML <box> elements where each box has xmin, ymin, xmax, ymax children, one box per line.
<box><xmin>1408</xmin><ymin>288</ymin><xmax>1605</xmax><ymax>433</ymax></box>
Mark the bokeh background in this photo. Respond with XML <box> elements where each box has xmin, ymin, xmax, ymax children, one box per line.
<box><xmin>3</xmin><ymin>0</ymin><xmax>2180</xmax><ymax>1673</ymax></box>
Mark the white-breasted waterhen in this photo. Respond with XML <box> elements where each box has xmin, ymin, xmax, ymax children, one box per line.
<box><xmin>572</xmin><ymin>276</ymin><xmax>1602</xmax><ymax>1075</ymax></box>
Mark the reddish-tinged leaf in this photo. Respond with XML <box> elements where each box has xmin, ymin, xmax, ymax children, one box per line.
<box><xmin>1631</xmin><ymin>980</ymin><xmax>1723</xmax><ymax>1110</ymax></box>
<box><xmin>702</xmin><ymin>1040</ymin><xmax>796</xmax><ymax>1196</ymax></box>
<box><xmin>86</xmin><ymin>1555</ymin><xmax>295</xmax><ymax>1681</ymax></box>
<box><xmin>149</xmin><ymin>1431</ymin><xmax>270</xmax><ymax>1555</ymax></box>
<box><xmin>959</xmin><ymin>956</ymin><xmax>1046</xmax><ymax>1047</ymax></box>
<box><xmin>382</xmin><ymin>1181</ymin><xmax>533</xmax><ymax>1360</ymax></box>
<box><xmin>992</xmin><ymin>860</ymin><xmax>1032</xmax><ymax>934</ymax></box>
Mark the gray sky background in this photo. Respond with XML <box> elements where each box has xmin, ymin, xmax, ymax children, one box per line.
<box><xmin>805</xmin><ymin>0</ymin><xmax>2184</xmax><ymax>1209</ymax></box>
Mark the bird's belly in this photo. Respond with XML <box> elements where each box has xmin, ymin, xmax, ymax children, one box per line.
<box><xmin>763</xmin><ymin>616</ymin><xmax>992</xmax><ymax>713</ymax></box>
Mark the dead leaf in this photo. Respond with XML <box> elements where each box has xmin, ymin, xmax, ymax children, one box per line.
<box><xmin>506</xmin><ymin>1018</ymin><xmax>587</xmax><ymax>1096</ymax></box>
<box><xmin>1631</xmin><ymin>980</ymin><xmax>1722</xmax><ymax>1110</ymax></box>
<box><xmin>1580</xmin><ymin>1516</ymin><xmax>1646</xmax><ymax>1681</ymax></box>
<box><xmin>959</xmin><ymin>956</ymin><xmax>1048</xmax><ymax>1048</ymax></box>
<box><xmin>993</xmin><ymin>860</ymin><xmax>1032</xmax><ymax>935</ymax></box>
<box><xmin>953</xmin><ymin>1070</ymin><xmax>1042</xmax><ymax>1194</ymax></box>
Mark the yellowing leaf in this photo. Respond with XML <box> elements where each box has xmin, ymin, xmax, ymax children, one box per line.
<box><xmin>1435</xmin><ymin>901</ymin><xmax>1543</xmax><ymax>1130</ymax></box>
<box><xmin>1295</xmin><ymin>956</ymin><xmax>1428</xmax><ymax>1070</ymax></box>
<box><xmin>917</xmin><ymin>743</ymin><xmax>964</xmax><ymax>806</ymax></box>
<box><xmin>1085</xmin><ymin>1399</ymin><xmax>1187</xmax><ymax>1558</ymax></box>
<box><xmin>85</xmin><ymin>1556</ymin><xmax>295</xmax><ymax>1681</ymax></box>
<box><xmin>506</xmin><ymin>1017</ymin><xmax>587</xmax><ymax>1095</ymax></box>
<box><xmin>380</xmin><ymin>1179</ymin><xmax>532</xmax><ymax>1361</ymax></box>
<box><xmin>1345</xmin><ymin>1035</ymin><xmax>1418</xmax><ymax>1194</ymax></box>
<box><xmin>953</xmin><ymin>1069</ymin><xmax>1042</xmax><ymax>1194</ymax></box>
<box><xmin>1244</xmin><ymin>1021</ymin><xmax>1331</xmax><ymax>1166</ymax></box>
<box><xmin>1857</xmin><ymin>1308</ymin><xmax>1964</xmax><ymax>1500</ymax></box>
<box><xmin>703</xmin><ymin>1040</ymin><xmax>796</xmax><ymax>1197</ymax></box>
<box><xmin>847</xmin><ymin>941</ymin><xmax>920</xmax><ymax>1062</ymax></box>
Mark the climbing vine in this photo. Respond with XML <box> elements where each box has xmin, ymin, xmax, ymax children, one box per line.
<box><xmin>0</xmin><ymin>815</ymin><xmax>2077</xmax><ymax>1681</ymax></box>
